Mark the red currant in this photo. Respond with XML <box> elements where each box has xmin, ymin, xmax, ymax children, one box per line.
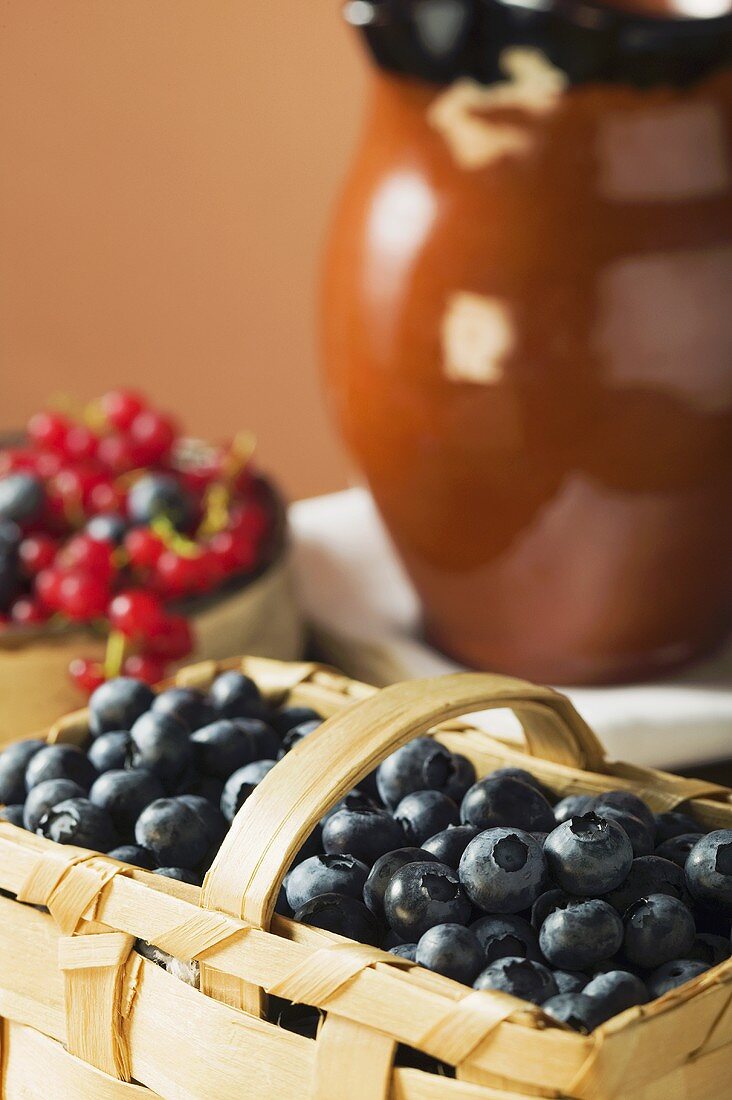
<box><xmin>68</xmin><ymin>657</ymin><xmax>105</xmax><ymax>695</ymax></box>
<box><xmin>58</xmin><ymin>534</ymin><xmax>114</xmax><ymax>580</ymax></box>
<box><xmin>97</xmin><ymin>434</ymin><xmax>143</xmax><ymax>474</ymax></box>
<box><xmin>100</xmin><ymin>389</ymin><xmax>146</xmax><ymax>431</ymax></box>
<box><xmin>129</xmin><ymin>410</ymin><xmax>177</xmax><ymax>464</ymax></box>
<box><xmin>87</xmin><ymin>478</ymin><xmax>124</xmax><ymax>515</ymax></box>
<box><xmin>27</xmin><ymin>411</ymin><xmax>70</xmax><ymax>453</ymax></box>
<box><xmin>124</xmin><ymin>527</ymin><xmax>164</xmax><ymax>569</ymax></box>
<box><xmin>147</xmin><ymin>614</ymin><xmax>193</xmax><ymax>660</ymax></box>
<box><xmin>10</xmin><ymin>597</ymin><xmax>49</xmax><ymax>626</ymax></box>
<box><xmin>56</xmin><ymin>571</ymin><xmax>110</xmax><ymax>621</ymax></box>
<box><xmin>209</xmin><ymin>529</ymin><xmax>257</xmax><ymax>573</ymax></box>
<box><xmin>108</xmin><ymin>589</ymin><xmax>166</xmax><ymax>641</ymax></box>
<box><xmin>230</xmin><ymin>499</ymin><xmax>269</xmax><ymax>544</ymax></box>
<box><xmin>35</xmin><ymin>567</ymin><xmax>64</xmax><ymax>610</ymax></box>
<box><xmin>63</xmin><ymin>424</ymin><xmax>99</xmax><ymax>462</ymax></box>
<box><xmin>122</xmin><ymin>653</ymin><xmax>168</xmax><ymax>685</ymax></box>
<box><xmin>19</xmin><ymin>534</ymin><xmax>58</xmax><ymax>576</ymax></box>
<box><xmin>154</xmin><ymin>550</ymin><xmax>205</xmax><ymax>596</ymax></box>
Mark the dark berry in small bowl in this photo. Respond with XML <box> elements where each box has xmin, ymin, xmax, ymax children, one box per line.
<box><xmin>460</xmin><ymin>776</ymin><xmax>555</xmax><ymax>834</ymax></box>
<box><xmin>294</xmin><ymin>893</ymin><xmax>378</xmax><ymax>945</ymax></box>
<box><xmin>384</xmin><ymin>861</ymin><xmax>471</xmax><ymax>940</ymax></box>
<box><xmin>459</xmin><ymin>828</ymin><xmax>547</xmax><ymax>914</ymax></box>
<box><xmin>544</xmin><ymin>813</ymin><xmax>633</xmax><ymax>895</ymax></box>
<box><xmin>416</xmin><ymin>923</ymin><xmax>485</xmax><ymax>985</ymax></box>
<box><xmin>473</xmin><ymin>957</ymin><xmax>557</xmax><ymax>1005</ymax></box>
<box><xmin>539</xmin><ymin>899</ymin><xmax>623</xmax><ymax>970</ymax></box>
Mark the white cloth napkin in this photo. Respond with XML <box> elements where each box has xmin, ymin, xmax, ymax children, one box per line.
<box><xmin>289</xmin><ymin>488</ymin><xmax>732</xmax><ymax>769</ymax></box>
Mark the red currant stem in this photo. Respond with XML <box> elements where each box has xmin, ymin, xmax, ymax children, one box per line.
<box><xmin>196</xmin><ymin>482</ymin><xmax>231</xmax><ymax>538</ymax></box>
<box><xmin>150</xmin><ymin>516</ymin><xmax>201</xmax><ymax>558</ymax></box>
<box><xmin>104</xmin><ymin>629</ymin><xmax>127</xmax><ymax>679</ymax></box>
<box><xmin>112</xmin><ymin>546</ymin><xmax>129</xmax><ymax>570</ymax></box>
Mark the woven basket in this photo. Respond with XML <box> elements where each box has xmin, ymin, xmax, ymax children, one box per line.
<box><xmin>2</xmin><ymin>656</ymin><xmax>732</xmax><ymax>1100</ymax></box>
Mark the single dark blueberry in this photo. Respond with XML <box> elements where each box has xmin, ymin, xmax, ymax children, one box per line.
<box><xmin>0</xmin><ymin>473</ymin><xmax>44</xmax><ymax>523</ymax></box>
<box><xmin>376</xmin><ymin>737</ymin><xmax>465</xmax><ymax>810</ymax></box>
<box><xmin>443</xmin><ymin>754</ymin><xmax>477</xmax><ymax>804</ymax></box>
<box><xmin>280</xmin><ymin>719</ymin><xmax>323</xmax><ymax>755</ymax></box>
<box><xmin>127</xmin><ymin>473</ymin><xmax>194</xmax><ymax>529</ymax></box>
<box><xmin>655</xmin><ymin>834</ymin><xmax>705</xmax><ymax>869</ymax></box>
<box><xmin>596</xmin><ymin>806</ymin><xmax>654</xmax><ymax>858</ymax></box>
<box><xmin>154</xmin><ymin>867</ymin><xmax>202</xmax><ymax>886</ymax></box>
<box><xmin>184</xmin><ymin>774</ymin><xmax>225</xmax><ymax>806</ymax></box>
<box><xmin>322</xmin><ymin>799</ymin><xmax>404</xmax><ymax>866</ymax></box>
<box><xmin>605</xmin><ymin>855</ymin><xmax>691</xmax><ymax>913</ymax></box>
<box><xmin>459</xmin><ymin>828</ymin><xmax>547</xmax><ymax>914</ymax></box>
<box><xmin>363</xmin><ymin>847</ymin><xmax>439</xmax><ymax>917</ymax></box>
<box><xmin>88</xmin><ymin>731</ymin><xmax>131</xmax><ymax>774</ymax></box>
<box><xmin>294</xmin><ymin>892</ymin><xmax>379</xmax><ymax>945</ymax></box>
<box><xmin>553</xmin><ymin>970</ymin><xmax>588</xmax><ymax>995</ymax></box>
<box><xmin>191</xmin><ymin>719</ymin><xmax>258</xmax><ymax>779</ymax></box>
<box><xmin>286</xmin><ymin>853</ymin><xmax>370</xmax><ymax>911</ymax></box>
<box><xmin>0</xmin><ymin>804</ymin><xmax>25</xmax><ymax>827</ymax></box>
<box><xmin>685</xmin><ymin>831</ymin><xmax>732</xmax><ymax>913</ymax></box>
<box><xmin>0</xmin><ymin>518</ymin><xmax>21</xmax><ymax>552</ymax></box>
<box><xmin>394</xmin><ymin>790</ymin><xmax>459</xmax><ymax>845</ymax></box>
<box><xmin>233</xmin><ymin>718</ymin><xmax>280</xmax><ymax>762</ymax></box>
<box><xmin>88</xmin><ymin>677</ymin><xmax>155</xmax><ymax>737</ymax></box>
<box><xmin>687</xmin><ymin>933</ymin><xmax>731</xmax><ymax>967</ymax></box>
<box><xmin>220</xmin><ymin>759</ymin><xmax>276</xmax><ymax>822</ymax></box>
<box><xmin>646</xmin><ymin>959</ymin><xmax>709</xmax><ymax>998</ymax></box>
<box><xmin>290</xmin><ymin>821</ymin><xmax>323</xmax><ymax>870</ymax></box>
<box><xmin>582</xmin><ymin>970</ymin><xmax>648</xmax><ymax>1017</ymax></box>
<box><xmin>25</xmin><ymin>744</ymin><xmax>97</xmax><ymax>793</ymax></box>
<box><xmin>422</xmin><ymin>825</ymin><xmax>479</xmax><ymax>869</ymax></box>
<box><xmin>208</xmin><ymin>670</ymin><xmax>261</xmax><ymax>719</ymax></box>
<box><xmin>623</xmin><ymin>894</ymin><xmax>696</xmax><ymax>969</ymax></box>
<box><xmin>0</xmin><ymin>739</ymin><xmax>44</xmax><ymax>803</ymax></box>
<box><xmin>275</xmin><ymin>883</ymin><xmax>293</xmax><ymax>917</ymax></box>
<box><xmin>152</xmin><ymin>687</ymin><xmax>215</xmax><ymax>731</ymax></box>
<box><xmin>491</xmin><ymin>767</ymin><xmax>548</xmax><ymax>797</ymax></box>
<box><xmin>389</xmin><ymin>942</ymin><xmax>418</xmax><ymax>961</ymax></box>
<box><xmin>539</xmin><ymin>900</ymin><xmax>623</xmax><ymax>970</ymax></box>
<box><xmin>321</xmin><ymin>790</ymin><xmax>380</xmax><ymax>826</ymax></box>
<box><xmin>554</xmin><ymin>795</ymin><xmax>595</xmax><ymax>824</ymax></box>
<box><xmin>135</xmin><ymin>798</ymin><xmax>211</xmax><ymax>869</ymax></box>
<box><xmin>654</xmin><ymin>811</ymin><xmax>699</xmax><ymax>844</ymax></box>
<box><xmin>470</xmin><ymin>913</ymin><xmax>542</xmax><ymax>964</ymax></box>
<box><xmin>474</xmin><ymin>957</ymin><xmax>557</xmax><ymax>1005</ymax></box>
<box><xmin>90</xmin><ymin>769</ymin><xmax>165</xmax><ymax>839</ymax></box>
<box><xmin>416</xmin><ymin>923</ymin><xmax>485</xmax><ymax>985</ymax></box>
<box><xmin>592</xmin><ymin>790</ymin><xmax>655</xmax><ymax>835</ymax></box>
<box><xmin>530</xmin><ymin>888</ymin><xmax>576</xmax><ymax>930</ymax></box>
<box><xmin>37</xmin><ymin>797</ymin><xmax>117</xmax><ymax>852</ymax></box>
<box><xmin>23</xmin><ymin>778</ymin><xmax>85</xmax><ymax>832</ymax></box>
<box><xmin>541</xmin><ymin>993</ymin><xmax>607</xmax><ymax>1032</ymax></box>
<box><xmin>384</xmin><ymin>861</ymin><xmax>471</xmax><ymax>940</ymax></box>
<box><xmin>127</xmin><ymin>711</ymin><xmax>193</xmax><ymax>791</ymax></box>
<box><xmin>382</xmin><ymin>927</ymin><xmax>407</xmax><ymax>950</ymax></box>
<box><xmin>177</xmin><ymin>794</ymin><xmax>228</xmax><ymax>862</ymax></box>
<box><xmin>86</xmin><ymin>513</ymin><xmax>127</xmax><ymax>544</ymax></box>
<box><xmin>460</xmin><ymin>776</ymin><xmax>555</xmax><ymax>834</ymax></box>
<box><xmin>107</xmin><ymin>844</ymin><xmax>157</xmax><ymax>869</ymax></box>
<box><xmin>271</xmin><ymin>705</ymin><xmax>322</xmax><ymax>737</ymax></box>
<box><xmin>544</xmin><ymin>813</ymin><xmax>633</xmax><ymax>896</ymax></box>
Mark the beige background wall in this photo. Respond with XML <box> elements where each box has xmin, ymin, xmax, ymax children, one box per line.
<box><xmin>0</xmin><ymin>2</ymin><xmax>366</xmax><ymax>499</ymax></box>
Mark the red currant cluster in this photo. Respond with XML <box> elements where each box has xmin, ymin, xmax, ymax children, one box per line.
<box><xmin>0</xmin><ymin>390</ymin><xmax>274</xmax><ymax>694</ymax></box>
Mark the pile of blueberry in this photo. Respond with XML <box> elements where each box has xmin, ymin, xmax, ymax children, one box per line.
<box><xmin>2</xmin><ymin>676</ymin><xmax>731</xmax><ymax>1035</ymax></box>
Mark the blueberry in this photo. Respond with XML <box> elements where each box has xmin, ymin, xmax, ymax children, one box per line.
<box><xmin>154</xmin><ymin>867</ymin><xmax>202</xmax><ymax>885</ymax></box>
<box><xmin>541</xmin><ymin>993</ymin><xmax>607</xmax><ymax>1032</ymax></box>
<box><xmin>623</xmin><ymin>894</ymin><xmax>695</xmax><ymax>969</ymax></box>
<box><xmin>87</xmin><ymin>731</ymin><xmax>131</xmax><ymax>774</ymax></box>
<box><xmin>460</xmin><ymin>776</ymin><xmax>555</xmax><ymax>834</ymax></box>
<box><xmin>280</xmin><ymin>719</ymin><xmax>323</xmax><ymax>755</ymax></box>
<box><xmin>554</xmin><ymin>795</ymin><xmax>594</xmax><ymax>824</ymax></box>
<box><xmin>544</xmin><ymin>813</ymin><xmax>633</xmax><ymax>895</ymax></box>
<box><xmin>394</xmin><ymin>790</ymin><xmax>459</xmax><ymax>845</ymax></box>
<box><xmin>37</xmin><ymin>797</ymin><xmax>117</xmax><ymax>851</ymax></box>
<box><xmin>25</xmin><ymin>744</ymin><xmax>97</xmax><ymax>792</ymax></box>
<box><xmin>470</xmin><ymin>913</ymin><xmax>542</xmax><ymax>963</ymax></box>
<box><xmin>596</xmin><ymin>806</ymin><xmax>654</xmax><ymax>857</ymax></box>
<box><xmin>582</xmin><ymin>970</ymin><xmax>648</xmax><ymax>1016</ymax></box>
<box><xmin>654</xmin><ymin>811</ymin><xmax>699</xmax><ymax>844</ymax></box>
<box><xmin>208</xmin><ymin>671</ymin><xmax>261</xmax><ymax>719</ymax></box>
<box><xmin>191</xmin><ymin>720</ymin><xmax>258</xmax><ymax>779</ymax></box>
<box><xmin>0</xmin><ymin>473</ymin><xmax>44</xmax><ymax>523</ymax></box>
<box><xmin>89</xmin><ymin>677</ymin><xmax>155</xmax><ymax>737</ymax></box>
<box><xmin>553</xmin><ymin>970</ymin><xmax>588</xmax><ymax>995</ymax></box>
<box><xmin>687</xmin><ymin>933</ymin><xmax>731</xmax><ymax>967</ymax></box>
<box><xmin>685</xmin><ymin>831</ymin><xmax>732</xmax><ymax>913</ymax></box>
<box><xmin>490</xmin><ymin>766</ymin><xmax>547</xmax><ymax>795</ymax></box>
<box><xmin>294</xmin><ymin>893</ymin><xmax>378</xmax><ymax>945</ymax></box>
<box><xmin>286</xmin><ymin>854</ymin><xmax>370</xmax><ymax>911</ymax></box>
<box><xmin>646</xmin><ymin>959</ymin><xmax>709</xmax><ymax>998</ymax></box>
<box><xmin>376</xmin><ymin>738</ymin><xmax>466</xmax><ymax>810</ymax></box>
<box><xmin>321</xmin><ymin>791</ymin><xmax>380</xmax><ymax>826</ymax></box>
<box><xmin>220</xmin><ymin>759</ymin><xmax>276</xmax><ymax>822</ymax></box>
<box><xmin>382</xmin><ymin>927</ymin><xmax>407</xmax><ymax>949</ymax></box>
<box><xmin>385</xmin><ymin>861</ymin><xmax>471</xmax><ymax>940</ymax></box>
<box><xmin>363</xmin><ymin>847</ymin><xmax>439</xmax><ymax>917</ymax></box>
<box><xmin>322</xmin><ymin>796</ymin><xmax>404</xmax><ymax>865</ymax></box>
<box><xmin>23</xmin><ymin>778</ymin><xmax>85</xmax><ymax>832</ymax></box>
<box><xmin>86</xmin><ymin>513</ymin><xmax>127</xmax><ymax>544</ymax></box>
<box><xmin>177</xmin><ymin>794</ymin><xmax>227</xmax><ymax>863</ymax></box>
<box><xmin>473</xmin><ymin>957</ymin><xmax>557</xmax><ymax>1005</ymax></box>
<box><xmin>655</xmin><ymin>834</ymin><xmax>705</xmax><ymax>869</ymax></box>
<box><xmin>0</xmin><ymin>804</ymin><xmax>25</xmax><ymax>827</ymax></box>
<box><xmin>127</xmin><ymin>711</ymin><xmax>193</xmax><ymax>790</ymax></box>
<box><xmin>107</xmin><ymin>844</ymin><xmax>157</xmax><ymax>869</ymax></box>
<box><xmin>605</xmin><ymin>855</ymin><xmax>691</xmax><ymax>913</ymax></box>
<box><xmin>127</xmin><ymin>473</ymin><xmax>193</xmax><ymax>529</ymax></box>
<box><xmin>459</xmin><ymin>828</ymin><xmax>547</xmax><ymax>914</ymax></box>
<box><xmin>89</xmin><ymin>769</ymin><xmax>164</xmax><ymax>839</ymax></box>
<box><xmin>0</xmin><ymin>739</ymin><xmax>44</xmax><ymax>803</ymax></box>
<box><xmin>422</xmin><ymin>825</ymin><xmax>479</xmax><ymax>869</ymax></box>
<box><xmin>135</xmin><ymin>798</ymin><xmax>211</xmax><ymax>869</ymax></box>
<box><xmin>531</xmin><ymin>888</ymin><xmax>576</xmax><ymax>930</ymax></box>
<box><xmin>539</xmin><ymin>900</ymin><xmax>623</xmax><ymax>970</ymax></box>
<box><xmin>271</xmin><ymin>706</ymin><xmax>322</xmax><ymax>737</ymax></box>
<box><xmin>152</xmin><ymin>687</ymin><xmax>214</xmax><ymax>731</ymax></box>
<box><xmin>416</xmin><ymin>923</ymin><xmax>485</xmax><ymax>984</ymax></box>
<box><xmin>184</xmin><ymin>774</ymin><xmax>225</xmax><ymax>806</ymax></box>
<box><xmin>233</xmin><ymin>718</ymin><xmax>280</xmax><ymax>762</ymax></box>
<box><xmin>442</xmin><ymin>755</ymin><xmax>477</xmax><ymax>804</ymax></box>
<box><xmin>389</xmin><ymin>943</ymin><xmax>418</xmax><ymax>961</ymax></box>
<box><xmin>592</xmin><ymin>790</ymin><xmax>655</xmax><ymax>835</ymax></box>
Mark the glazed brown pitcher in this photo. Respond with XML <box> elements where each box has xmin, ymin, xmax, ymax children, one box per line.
<box><xmin>322</xmin><ymin>0</ymin><xmax>732</xmax><ymax>685</ymax></box>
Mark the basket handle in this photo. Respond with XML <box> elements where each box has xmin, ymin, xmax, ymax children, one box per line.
<box><xmin>200</xmin><ymin>671</ymin><xmax>606</xmax><ymax>928</ymax></box>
